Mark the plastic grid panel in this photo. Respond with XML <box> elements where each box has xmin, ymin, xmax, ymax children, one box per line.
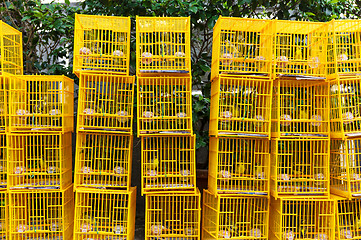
<box><xmin>145</xmin><ymin>189</ymin><xmax>201</xmax><ymax>240</ymax></box>
<box><xmin>141</xmin><ymin>135</ymin><xmax>196</xmax><ymax>195</ymax></box>
<box><xmin>273</xmin><ymin>20</ymin><xmax>328</xmax><ymax>78</ymax></box>
<box><xmin>202</xmin><ymin>190</ymin><xmax>269</xmax><ymax>239</ymax></box>
<box><xmin>271</xmin><ymin>78</ymin><xmax>329</xmax><ymax>138</ymax></box>
<box><xmin>77</xmin><ymin>73</ymin><xmax>134</xmax><ymax>133</ymax></box>
<box><xmin>8</xmin><ymin>75</ymin><xmax>74</xmax><ymax>133</ymax></box>
<box><xmin>271</xmin><ymin>138</ymin><xmax>330</xmax><ymax>198</ymax></box>
<box><xmin>7</xmin><ymin>132</ymin><xmax>72</xmax><ymax>190</ymax></box>
<box><xmin>9</xmin><ymin>185</ymin><xmax>74</xmax><ymax>240</ymax></box>
<box><xmin>136</xmin><ymin>17</ymin><xmax>191</xmax><ymax>74</ymax></box>
<box><xmin>74</xmin><ymin>132</ymin><xmax>133</xmax><ymax>190</ymax></box>
<box><xmin>73</xmin><ymin>14</ymin><xmax>130</xmax><ymax>76</ymax></box>
<box><xmin>211</xmin><ymin>17</ymin><xmax>273</xmax><ymax>79</ymax></box>
<box><xmin>209</xmin><ymin>75</ymin><xmax>272</xmax><ymax>138</ymax></box>
<box><xmin>74</xmin><ymin>188</ymin><xmax>136</xmax><ymax>240</ymax></box>
<box><xmin>0</xmin><ymin>21</ymin><xmax>23</xmax><ymax>76</ymax></box>
<box><xmin>137</xmin><ymin>75</ymin><xmax>192</xmax><ymax>136</ymax></box>
<box><xmin>208</xmin><ymin>136</ymin><xmax>270</xmax><ymax>196</ymax></box>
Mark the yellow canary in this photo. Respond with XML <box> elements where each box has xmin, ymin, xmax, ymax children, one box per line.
<box><xmin>235</xmin><ymin>163</ymin><xmax>246</xmax><ymax>175</ymax></box>
<box><xmin>148</xmin><ymin>158</ymin><xmax>159</xmax><ymax>170</ymax></box>
<box><xmin>295</xmin><ymin>47</ymin><xmax>302</xmax><ymax>60</ymax></box>
<box><xmin>356</xmin><ymin>217</ymin><xmax>361</xmax><ymax>229</ymax></box>
<box><xmin>39</xmin><ymin>157</ymin><xmax>47</xmax><ymax>170</ymax></box>
<box><xmin>298</xmin><ymin>109</ymin><xmax>309</xmax><ymax>119</ymax></box>
<box><xmin>225</xmin><ymin>39</ymin><xmax>239</xmax><ymax>55</ymax></box>
<box><xmin>299</xmin><ymin>220</ymin><xmax>307</xmax><ymax>238</ymax></box>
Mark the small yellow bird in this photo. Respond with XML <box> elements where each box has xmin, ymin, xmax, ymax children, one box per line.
<box><xmin>298</xmin><ymin>108</ymin><xmax>309</xmax><ymax>120</ymax></box>
<box><xmin>295</xmin><ymin>47</ymin><xmax>303</xmax><ymax>60</ymax></box>
<box><xmin>235</xmin><ymin>163</ymin><xmax>246</xmax><ymax>175</ymax></box>
<box><xmin>356</xmin><ymin>216</ymin><xmax>361</xmax><ymax>230</ymax></box>
<box><xmin>148</xmin><ymin>158</ymin><xmax>159</xmax><ymax>170</ymax></box>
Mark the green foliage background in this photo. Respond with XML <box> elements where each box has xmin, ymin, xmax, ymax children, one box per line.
<box><xmin>1</xmin><ymin>0</ymin><xmax>360</xmax><ymax>163</ymax></box>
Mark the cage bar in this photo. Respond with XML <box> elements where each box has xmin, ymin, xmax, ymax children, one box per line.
<box><xmin>7</xmin><ymin>132</ymin><xmax>72</xmax><ymax>190</ymax></box>
<box><xmin>73</xmin><ymin>14</ymin><xmax>130</xmax><ymax>76</ymax></box>
<box><xmin>137</xmin><ymin>74</ymin><xmax>192</xmax><ymax>136</ymax></box>
<box><xmin>141</xmin><ymin>135</ymin><xmax>196</xmax><ymax>195</ymax></box>
<box><xmin>271</xmin><ymin>78</ymin><xmax>329</xmax><ymax>138</ymax></box>
<box><xmin>0</xmin><ymin>21</ymin><xmax>23</xmax><ymax>76</ymax></box>
<box><xmin>145</xmin><ymin>189</ymin><xmax>201</xmax><ymax>240</ymax></box>
<box><xmin>9</xmin><ymin>185</ymin><xmax>74</xmax><ymax>240</ymax></box>
<box><xmin>202</xmin><ymin>190</ymin><xmax>269</xmax><ymax>239</ymax></box>
<box><xmin>136</xmin><ymin>16</ymin><xmax>191</xmax><ymax>74</ymax></box>
<box><xmin>74</xmin><ymin>132</ymin><xmax>133</xmax><ymax>190</ymax></box>
<box><xmin>74</xmin><ymin>187</ymin><xmax>136</xmax><ymax>240</ymax></box>
<box><xmin>330</xmin><ymin>138</ymin><xmax>361</xmax><ymax>199</ymax></box>
<box><xmin>271</xmin><ymin>138</ymin><xmax>330</xmax><ymax>198</ymax></box>
<box><xmin>273</xmin><ymin>20</ymin><xmax>328</xmax><ymax>78</ymax></box>
<box><xmin>77</xmin><ymin>72</ymin><xmax>134</xmax><ymax>133</ymax></box>
<box><xmin>208</xmin><ymin>136</ymin><xmax>270</xmax><ymax>196</ymax></box>
<box><xmin>8</xmin><ymin>75</ymin><xmax>74</xmax><ymax>133</ymax></box>
<box><xmin>211</xmin><ymin>16</ymin><xmax>273</xmax><ymax>79</ymax></box>
<box><xmin>270</xmin><ymin>197</ymin><xmax>335</xmax><ymax>240</ymax></box>
<box><xmin>209</xmin><ymin>74</ymin><xmax>272</xmax><ymax>138</ymax></box>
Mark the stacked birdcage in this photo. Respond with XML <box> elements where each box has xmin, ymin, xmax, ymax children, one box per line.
<box><xmin>6</xmin><ymin>73</ymin><xmax>75</xmax><ymax>239</ymax></box>
<box><xmin>203</xmin><ymin>17</ymin><xmax>272</xmax><ymax>239</ymax></box>
<box><xmin>72</xmin><ymin>14</ymin><xmax>137</xmax><ymax>240</ymax></box>
<box><xmin>136</xmin><ymin>16</ymin><xmax>201</xmax><ymax>240</ymax></box>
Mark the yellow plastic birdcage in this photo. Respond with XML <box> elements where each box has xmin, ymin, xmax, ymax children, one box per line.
<box><xmin>7</xmin><ymin>132</ymin><xmax>72</xmax><ymax>190</ymax></box>
<box><xmin>0</xmin><ymin>190</ymin><xmax>7</xmax><ymax>239</ymax></box>
<box><xmin>329</xmin><ymin>75</ymin><xmax>361</xmax><ymax>138</ymax></box>
<box><xmin>137</xmin><ymin>74</ymin><xmax>192</xmax><ymax>136</ymax></box>
<box><xmin>9</xmin><ymin>185</ymin><xmax>74</xmax><ymax>240</ymax></box>
<box><xmin>269</xmin><ymin>197</ymin><xmax>335</xmax><ymax>240</ymax></box>
<box><xmin>334</xmin><ymin>195</ymin><xmax>361</xmax><ymax>239</ymax></box>
<box><xmin>145</xmin><ymin>189</ymin><xmax>201</xmax><ymax>240</ymax></box>
<box><xmin>141</xmin><ymin>135</ymin><xmax>196</xmax><ymax>195</ymax></box>
<box><xmin>8</xmin><ymin>75</ymin><xmax>74</xmax><ymax>133</ymax></box>
<box><xmin>74</xmin><ymin>187</ymin><xmax>136</xmax><ymax>240</ymax></box>
<box><xmin>77</xmin><ymin>72</ymin><xmax>134</xmax><ymax>133</ymax></box>
<box><xmin>211</xmin><ymin>17</ymin><xmax>273</xmax><ymax>79</ymax></box>
<box><xmin>202</xmin><ymin>190</ymin><xmax>269</xmax><ymax>239</ymax></box>
<box><xmin>209</xmin><ymin>75</ymin><xmax>272</xmax><ymax>138</ymax></box>
<box><xmin>273</xmin><ymin>20</ymin><xmax>328</xmax><ymax>78</ymax></box>
<box><xmin>330</xmin><ymin>138</ymin><xmax>361</xmax><ymax>199</ymax></box>
<box><xmin>136</xmin><ymin>16</ymin><xmax>191</xmax><ymax>74</ymax></box>
<box><xmin>271</xmin><ymin>138</ymin><xmax>330</xmax><ymax>198</ymax></box>
<box><xmin>208</xmin><ymin>136</ymin><xmax>270</xmax><ymax>196</ymax></box>
<box><xmin>74</xmin><ymin>132</ymin><xmax>133</xmax><ymax>190</ymax></box>
<box><xmin>0</xmin><ymin>21</ymin><xmax>23</xmax><ymax>76</ymax></box>
<box><xmin>328</xmin><ymin>20</ymin><xmax>361</xmax><ymax>76</ymax></box>
<box><xmin>271</xmin><ymin>78</ymin><xmax>329</xmax><ymax>138</ymax></box>
<box><xmin>73</xmin><ymin>14</ymin><xmax>130</xmax><ymax>76</ymax></box>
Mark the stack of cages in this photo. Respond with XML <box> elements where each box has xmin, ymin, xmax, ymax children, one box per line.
<box><xmin>269</xmin><ymin>20</ymin><xmax>333</xmax><ymax>240</ymax></box>
<box><xmin>73</xmin><ymin>14</ymin><xmax>137</xmax><ymax>240</ymax></box>
<box><xmin>328</xmin><ymin>20</ymin><xmax>361</xmax><ymax>203</ymax></box>
<box><xmin>202</xmin><ymin>17</ymin><xmax>272</xmax><ymax>239</ymax></box>
<box><xmin>136</xmin><ymin>16</ymin><xmax>200</xmax><ymax>240</ymax></box>
<box><xmin>7</xmin><ymin>74</ymin><xmax>75</xmax><ymax>239</ymax></box>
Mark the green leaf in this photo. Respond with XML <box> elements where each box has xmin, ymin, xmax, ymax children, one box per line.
<box><xmin>65</xmin><ymin>0</ymin><xmax>70</xmax><ymax>5</ymax></box>
<box><xmin>199</xmin><ymin>64</ymin><xmax>211</xmax><ymax>72</ymax></box>
<box><xmin>189</xmin><ymin>6</ymin><xmax>198</xmax><ymax>13</ymax></box>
